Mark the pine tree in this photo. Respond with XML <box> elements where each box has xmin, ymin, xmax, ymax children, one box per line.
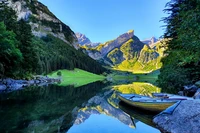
<box><xmin>0</xmin><ymin>22</ymin><xmax>22</xmax><ymax>77</ymax></box>
<box><xmin>16</xmin><ymin>19</ymin><xmax>38</xmax><ymax>74</ymax></box>
<box><xmin>158</xmin><ymin>0</ymin><xmax>200</xmax><ymax>91</ymax></box>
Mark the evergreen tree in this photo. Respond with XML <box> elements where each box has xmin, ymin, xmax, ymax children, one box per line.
<box><xmin>16</xmin><ymin>19</ymin><xmax>38</xmax><ymax>74</ymax></box>
<box><xmin>0</xmin><ymin>22</ymin><xmax>22</xmax><ymax>77</ymax></box>
<box><xmin>0</xmin><ymin>0</ymin><xmax>18</xmax><ymax>32</ymax></box>
<box><xmin>158</xmin><ymin>0</ymin><xmax>200</xmax><ymax>92</ymax></box>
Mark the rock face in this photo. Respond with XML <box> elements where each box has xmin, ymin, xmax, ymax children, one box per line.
<box><xmin>76</xmin><ymin>33</ymin><xmax>100</xmax><ymax>47</ymax></box>
<box><xmin>100</xmin><ymin>30</ymin><xmax>135</xmax><ymax>57</ymax></box>
<box><xmin>80</xmin><ymin>30</ymin><xmax>163</xmax><ymax>72</ymax></box>
<box><xmin>153</xmin><ymin>100</ymin><xmax>200</xmax><ymax>133</ymax></box>
<box><xmin>6</xmin><ymin>0</ymin><xmax>78</xmax><ymax>47</ymax></box>
<box><xmin>73</xmin><ymin>91</ymin><xmax>135</xmax><ymax>128</ymax></box>
<box><xmin>76</xmin><ymin>33</ymin><xmax>91</xmax><ymax>46</ymax></box>
<box><xmin>142</xmin><ymin>37</ymin><xmax>158</xmax><ymax>46</ymax></box>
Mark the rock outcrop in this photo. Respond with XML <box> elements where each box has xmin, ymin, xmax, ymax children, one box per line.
<box><xmin>0</xmin><ymin>76</ymin><xmax>60</xmax><ymax>93</ymax></box>
<box><xmin>79</xmin><ymin>30</ymin><xmax>163</xmax><ymax>72</ymax></box>
<box><xmin>6</xmin><ymin>0</ymin><xmax>78</xmax><ymax>47</ymax></box>
<box><xmin>153</xmin><ymin>100</ymin><xmax>200</xmax><ymax>133</ymax></box>
<box><xmin>76</xmin><ymin>32</ymin><xmax>100</xmax><ymax>47</ymax></box>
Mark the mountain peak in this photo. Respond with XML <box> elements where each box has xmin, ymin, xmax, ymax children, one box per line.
<box><xmin>76</xmin><ymin>33</ymin><xmax>100</xmax><ymax>47</ymax></box>
<box><xmin>127</xmin><ymin>30</ymin><xmax>134</xmax><ymax>34</ymax></box>
<box><xmin>75</xmin><ymin>33</ymin><xmax>91</xmax><ymax>46</ymax></box>
<box><xmin>142</xmin><ymin>37</ymin><xmax>158</xmax><ymax>45</ymax></box>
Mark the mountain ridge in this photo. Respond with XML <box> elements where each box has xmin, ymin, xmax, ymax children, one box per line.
<box><xmin>5</xmin><ymin>0</ymin><xmax>78</xmax><ymax>48</ymax></box>
<box><xmin>78</xmin><ymin>30</ymin><xmax>164</xmax><ymax>73</ymax></box>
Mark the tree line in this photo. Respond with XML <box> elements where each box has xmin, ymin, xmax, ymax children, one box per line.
<box><xmin>0</xmin><ymin>1</ymin><xmax>106</xmax><ymax>79</ymax></box>
<box><xmin>158</xmin><ymin>0</ymin><xmax>200</xmax><ymax>92</ymax></box>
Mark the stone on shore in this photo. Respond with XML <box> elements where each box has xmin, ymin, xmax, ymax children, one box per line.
<box><xmin>195</xmin><ymin>81</ymin><xmax>200</xmax><ymax>87</ymax></box>
<box><xmin>153</xmin><ymin>100</ymin><xmax>200</xmax><ymax>133</ymax></box>
<box><xmin>0</xmin><ymin>84</ymin><xmax>6</xmax><ymax>90</ymax></box>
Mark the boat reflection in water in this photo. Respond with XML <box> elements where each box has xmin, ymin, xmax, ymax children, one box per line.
<box><xmin>119</xmin><ymin>101</ymin><xmax>159</xmax><ymax>128</ymax></box>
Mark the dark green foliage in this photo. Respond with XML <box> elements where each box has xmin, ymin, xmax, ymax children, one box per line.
<box><xmin>33</xmin><ymin>35</ymin><xmax>106</xmax><ymax>75</ymax></box>
<box><xmin>57</xmin><ymin>71</ymin><xmax>62</xmax><ymax>76</ymax></box>
<box><xmin>158</xmin><ymin>0</ymin><xmax>200</xmax><ymax>91</ymax></box>
<box><xmin>0</xmin><ymin>0</ymin><xmax>18</xmax><ymax>32</ymax></box>
<box><xmin>16</xmin><ymin>19</ymin><xmax>38</xmax><ymax>75</ymax></box>
<box><xmin>0</xmin><ymin>1</ymin><xmax>105</xmax><ymax>78</ymax></box>
<box><xmin>0</xmin><ymin>22</ymin><xmax>22</xmax><ymax>77</ymax></box>
<box><xmin>0</xmin><ymin>81</ymin><xmax>108</xmax><ymax>132</ymax></box>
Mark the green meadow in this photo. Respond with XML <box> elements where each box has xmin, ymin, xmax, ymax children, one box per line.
<box><xmin>48</xmin><ymin>68</ymin><xmax>105</xmax><ymax>87</ymax></box>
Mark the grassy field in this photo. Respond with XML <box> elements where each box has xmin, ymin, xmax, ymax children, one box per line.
<box><xmin>48</xmin><ymin>68</ymin><xmax>105</xmax><ymax>87</ymax></box>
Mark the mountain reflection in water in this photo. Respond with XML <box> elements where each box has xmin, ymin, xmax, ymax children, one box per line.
<box><xmin>68</xmin><ymin>83</ymin><xmax>161</xmax><ymax>133</ymax></box>
<box><xmin>0</xmin><ymin>81</ymin><xmax>161</xmax><ymax>133</ymax></box>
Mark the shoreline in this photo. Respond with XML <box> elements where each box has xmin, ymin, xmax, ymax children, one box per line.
<box><xmin>0</xmin><ymin>76</ymin><xmax>61</xmax><ymax>93</ymax></box>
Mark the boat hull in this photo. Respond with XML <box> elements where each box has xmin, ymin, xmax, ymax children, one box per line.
<box><xmin>118</xmin><ymin>94</ymin><xmax>177</xmax><ymax>112</ymax></box>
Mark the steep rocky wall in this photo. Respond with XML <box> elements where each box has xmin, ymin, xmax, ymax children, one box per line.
<box><xmin>6</xmin><ymin>0</ymin><xmax>78</xmax><ymax>47</ymax></box>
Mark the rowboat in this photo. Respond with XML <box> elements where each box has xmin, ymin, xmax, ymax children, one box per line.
<box><xmin>119</xmin><ymin>101</ymin><xmax>157</xmax><ymax>128</ymax></box>
<box><xmin>118</xmin><ymin>93</ymin><xmax>191</xmax><ymax>112</ymax></box>
<box><xmin>152</xmin><ymin>93</ymin><xmax>193</xmax><ymax>100</ymax></box>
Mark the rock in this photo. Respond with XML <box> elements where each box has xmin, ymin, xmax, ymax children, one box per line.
<box><xmin>153</xmin><ymin>100</ymin><xmax>200</xmax><ymax>133</ymax></box>
<box><xmin>28</xmin><ymin>80</ymin><xmax>35</xmax><ymax>84</ymax></box>
<box><xmin>0</xmin><ymin>85</ymin><xmax>6</xmax><ymax>90</ymax></box>
<box><xmin>9</xmin><ymin>83</ymin><xmax>23</xmax><ymax>90</ymax></box>
<box><xmin>0</xmin><ymin>76</ymin><xmax>60</xmax><ymax>93</ymax></box>
<box><xmin>195</xmin><ymin>81</ymin><xmax>200</xmax><ymax>87</ymax></box>
<box><xmin>193</xmin><ymin>89</ymin><xmax>200</xmax><ymax>99</ymax></box>
<box><xmin>183</xmin><ymin>85</ymin><xmax>198</xmax><ymax>97</ymax></box>
<box><xmin>5</xmin><ymin>78</ymin><xmax>14</xmax><ymax>85</ymax></box>
<box><xmin>15</xmin><ymin>80</ymin><xmax>28</xmax><ymax>84</ymax></box>
<box><xmin>178</xmin><ymin>91</ymin><xmax>184</xmax><ymax>96</ymax></box>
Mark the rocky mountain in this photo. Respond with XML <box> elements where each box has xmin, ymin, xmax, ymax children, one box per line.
<box><xmin>5</xmin><ymin>0</ymin><xmax>78</xmax><ymax>47</ymax></box>
<box><xmin>142</xmin><ymin>37</ymin><xmax>158</xmax><ymax>46</ymax></box>
<box><xmin>80</xmin><ymin>30</ymin><xmax>164</xmax><ymax>73</ymax></box>
<box><xmin>0</xmin><ymin>0</ymin><xmax>106</xmax><ymax>76</ymax></box>
<box><xmin>73</xmin><ymin>90</ymin><xmax>135</xmax><ymax>128</ymax></box>
<box><xmin>76</xmin><ymin>32</ymin><xmax>100</xmax><ymax>47</ymax></box>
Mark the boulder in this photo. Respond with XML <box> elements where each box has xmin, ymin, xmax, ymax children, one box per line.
<box><xmin>193</xmin><ymin>89</ymin><xmax>200</xmax><ymax>99</ymax></box>
<box><xmin>195</xmin><ymin>81</ymin><xmax>200</xmax><ymax>87</ymax></box>
<box><xmin>153</xmin><ymin>100</ymin><xmax>200</xmax><ymax>133</ymax></box>
<box><xmin>178</xmin><ymin>91</ymin><xmax>184</xmax><ymax>96</ymax></box>
<box><xmin>10</xmin><ymin>83</ymin><xmax>23</xmax><ymax>90</ymax></box>
<box><xmin>183</xmin><ymin>85</ymin><xmax>198</xmax><ymax>97</ymax></box>
<box><xmin>0</xmin><ymin>85</ymin><xmax>6</xmax><ymax>90</ymax></box>
<box><xmin>5</xmin><ymin>78</ymin><xmax>14</xmax><ymax>85</ymax></box>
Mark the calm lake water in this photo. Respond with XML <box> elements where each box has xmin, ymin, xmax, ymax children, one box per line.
<box><xmin>0</xmin><ymin>81</ymin><xmax>161</xmax><ymax>133</ymax></box>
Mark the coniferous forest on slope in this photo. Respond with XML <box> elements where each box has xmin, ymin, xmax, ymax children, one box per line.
<box><xmin>0</xmin><ymin>1</ymin><xmax>105</xmax><ymax>79</ymax></box>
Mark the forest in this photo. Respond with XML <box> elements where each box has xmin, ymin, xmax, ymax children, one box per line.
<box><xmin>0</xmin><ymin>2</ymin><xmax>106</xmax><ymax>79</ymax></box>
<box><xmin>158</xmin><ymin>0</ymin><xmax>200</xmax><ymax>91</ymax></box>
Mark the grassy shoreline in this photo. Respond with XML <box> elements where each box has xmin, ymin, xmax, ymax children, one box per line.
<box><xmin>48</xmin><ymin>68</ymin><xmax>106</xmax><ymax>87</ymax></box>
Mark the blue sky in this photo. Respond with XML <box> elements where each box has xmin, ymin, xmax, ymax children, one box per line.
<box><xmin>39</xmin><ymin>0</ymin><xmax>169</xmax><ymax>43</ymax></box>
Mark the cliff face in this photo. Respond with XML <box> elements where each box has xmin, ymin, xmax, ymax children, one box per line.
<box><xmin>76</xmin><ymin>32</ymin><xmax>100</xmax><ymax>47</ymax></box>
<box><xmin>7</xmin><ymin>0</ymin><xmax>78</xmax><ymax>47</ymax></box>
<box><xmin>79</xmin><ymin>30</ymin><xmax>163</xmax><ymax>73</ymax></box>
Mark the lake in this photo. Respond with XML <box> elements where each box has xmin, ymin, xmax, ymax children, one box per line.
<box><xmin>0</xmin><ymin>81</ymin><xmax>161</xmax><ymax>133</ymax></box>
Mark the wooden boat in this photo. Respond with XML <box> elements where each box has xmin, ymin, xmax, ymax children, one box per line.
<box><xmin>119</xmin><ymin>101</ymin><xmax>157</xmax><ymax>128</ymax></box>
<box><xmin>152</xmin><ymin>93</ymin><xmax>193</xmax><ymax>100</ymax></box>
<box><xmin>118</xmin><ymin>93</ymin><xmax>187</xmax><ymax>112</ymax></box>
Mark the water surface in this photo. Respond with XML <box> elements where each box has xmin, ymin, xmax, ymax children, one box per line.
<box><xmin>0</xmin><ymin>81</ymin><xmax>161</xmax><ymax>133</ymax></box>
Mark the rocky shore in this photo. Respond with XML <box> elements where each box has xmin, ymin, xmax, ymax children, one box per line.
<box><xmin>0</xmin><ymin>76</ymin><xmax>61</xmax><ymax>93</ymax></box>
<box><xmin>153</xmin><ymin>81</ymin><xmax>200</xmax><ymax>133</ymax></box>
<box><xmin>153</xmin><ymin>100</ymin><xmax>200</xmax><ymax>133</ymax></box>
